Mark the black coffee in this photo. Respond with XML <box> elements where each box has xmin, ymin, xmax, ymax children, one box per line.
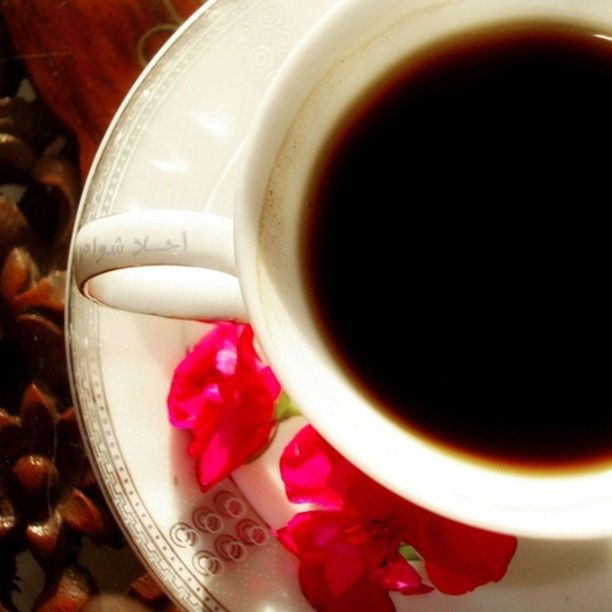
<box><xmin>303</xmin><ymin>23</ymin><xmax>612</xmax><ymax>470</ymax></box>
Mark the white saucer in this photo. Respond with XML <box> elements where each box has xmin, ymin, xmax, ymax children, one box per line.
<box><xmin>67</xmin><ymin>1</ymin><xmax>612</xmax><ymax>610</ymax></box>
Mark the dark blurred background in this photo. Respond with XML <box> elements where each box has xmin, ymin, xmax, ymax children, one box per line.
<box><xmin>0</xmin><ymin>2</ymin><xmax>202</xmax><ymax>609</ymax></box>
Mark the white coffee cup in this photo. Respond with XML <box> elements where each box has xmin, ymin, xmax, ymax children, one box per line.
<box><xmin>72</xmin><ymin>0</ymin><xmax>612</xmax><ymax>539</ymax></box>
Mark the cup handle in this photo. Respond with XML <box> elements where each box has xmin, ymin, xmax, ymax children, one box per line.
<box><xmin>72</xmin><ymin>209</ymin><xmax>248</xmax><ymax>321</ymax></box>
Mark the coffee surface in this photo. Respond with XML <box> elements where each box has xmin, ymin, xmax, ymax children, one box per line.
<box><xmin>303</xmin><ymin>23</ymin><xmax>612</xmax><ymax>469</ymax></box>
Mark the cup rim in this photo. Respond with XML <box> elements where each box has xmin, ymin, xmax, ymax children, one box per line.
<box><xmin>236</xmin><ymin>0</ymin><xmax>612</xmax><ymax>539</ymax></box>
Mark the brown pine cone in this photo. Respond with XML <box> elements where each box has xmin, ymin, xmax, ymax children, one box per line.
<box><xmin>0</xmin><ymin>28</ymin><xmax>121</xmax><ymax>610</ymax></box>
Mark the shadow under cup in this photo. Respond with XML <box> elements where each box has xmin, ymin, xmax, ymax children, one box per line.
<box><xmin>245</xmin><ymin>0</ymin><xmax>612</xmax><ymax>538</ymax></box>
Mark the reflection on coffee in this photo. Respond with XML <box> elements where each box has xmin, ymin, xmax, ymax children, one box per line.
<box><xmin>303</xmin><ymin>23</ymin><xmax>612</xmax><ymax>470</ymax></box>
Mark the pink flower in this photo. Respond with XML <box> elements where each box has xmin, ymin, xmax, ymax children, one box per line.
<box><xmin>277</xmin><ymin>426</ymin><xmax>517</xmax><ymax>610</ymax></box>
<box><xmin>167</xmin><ymin>323</ymin><xmax>281</xmax><ymax>490</ymax></box>
<box><xmin>279</xmin><ymin>509</ymin><xmax>432</xmax><ymax>612</ymax></box>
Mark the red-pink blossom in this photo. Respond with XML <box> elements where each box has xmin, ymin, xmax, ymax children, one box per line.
<box><xmin>167</xmin><ymin>323</ymin><xmax>280</xmax><ymax>490</ymax></box>
<box><xmin>277</xmin><ymin>425</ymin><xmax>517</xmax><ymax>610</ymax></box>
<box><xmin>278</xmin><ymin>508</ymin><xmax>432</xmax><ymax>612</ymax></box>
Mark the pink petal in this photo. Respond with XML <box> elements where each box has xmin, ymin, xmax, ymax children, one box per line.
<box><xmin>372</xmin><ymin>553</ymin><xmax>432</xmax><ymax>595</ymax></box>
<box><xmin>185</xmin><ymin>323</ymin><xmax>241</xmax><ymax>370</ymax></box>
<box><xmin>195</xmin><ymin>430</ymin><xmax>232</xmax><ymax>486</ymax></box>
<box><xmin>276</xmin><ymin>510</ymin><xmax>352</xmax><ymax>562</ymax></box>
<box><xmin>258</xmin><ymin>365</ymin><xmax>282</xmax><ymax>399</ymax></box>
<box><xmin>215</xmin><ymin>346</ymin><xmax>238</xmax><ymax>375</ymax></box>
<box><xmin>237</xmin><ymin>325</ymin><xmax>265</xmax><ymax>372</ymax></box>
<box><xmin>167</xmin><ymin>323</ymin><xmax>279</xmax><ymax>491</ymax></box>
<box><xmin>324</xmin><ymin>540</ymin><xmax>367</xmax><ymax>596</ymax></box>
<box><xmin>280</xmin><ymin>426</ymin><xmax>406</xmax><ymax>520</ymax></box>
<box><xmin>298</xmin><ymin>562</ymin><xmax>397</xmax><ymax>612</ymax></box>
<box><xmin>280</xmin><ymin>425</ymin><xmax>347</xmax><ymax>509</ymax></box>
<box><xmin>167</xmin><ymin>324</ymin><xmax>241</xmax><ymax>429</ymax></box>
<box><xmin>401</xmin><ymin>503</ymin><xmax>517</xmax><ymax>594</ymax></box>
<box><xmin>237</xmin><ymin>325</ymin><xmax>281</xmax><ymax>398</ymax></box>
<box><xmin>192</xmin><ymin>393</ymin><xmax>275</xmax><ymax>489</ymax></box>
<box><xmin>202</xmin><ymin>384</ymin><xmax>222</xmax><ymax>404</ymax></box>
<box><xmin>167</xmin><ymin>394</ymin><xmax>206</xmax><ymax>429</ymax></box>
